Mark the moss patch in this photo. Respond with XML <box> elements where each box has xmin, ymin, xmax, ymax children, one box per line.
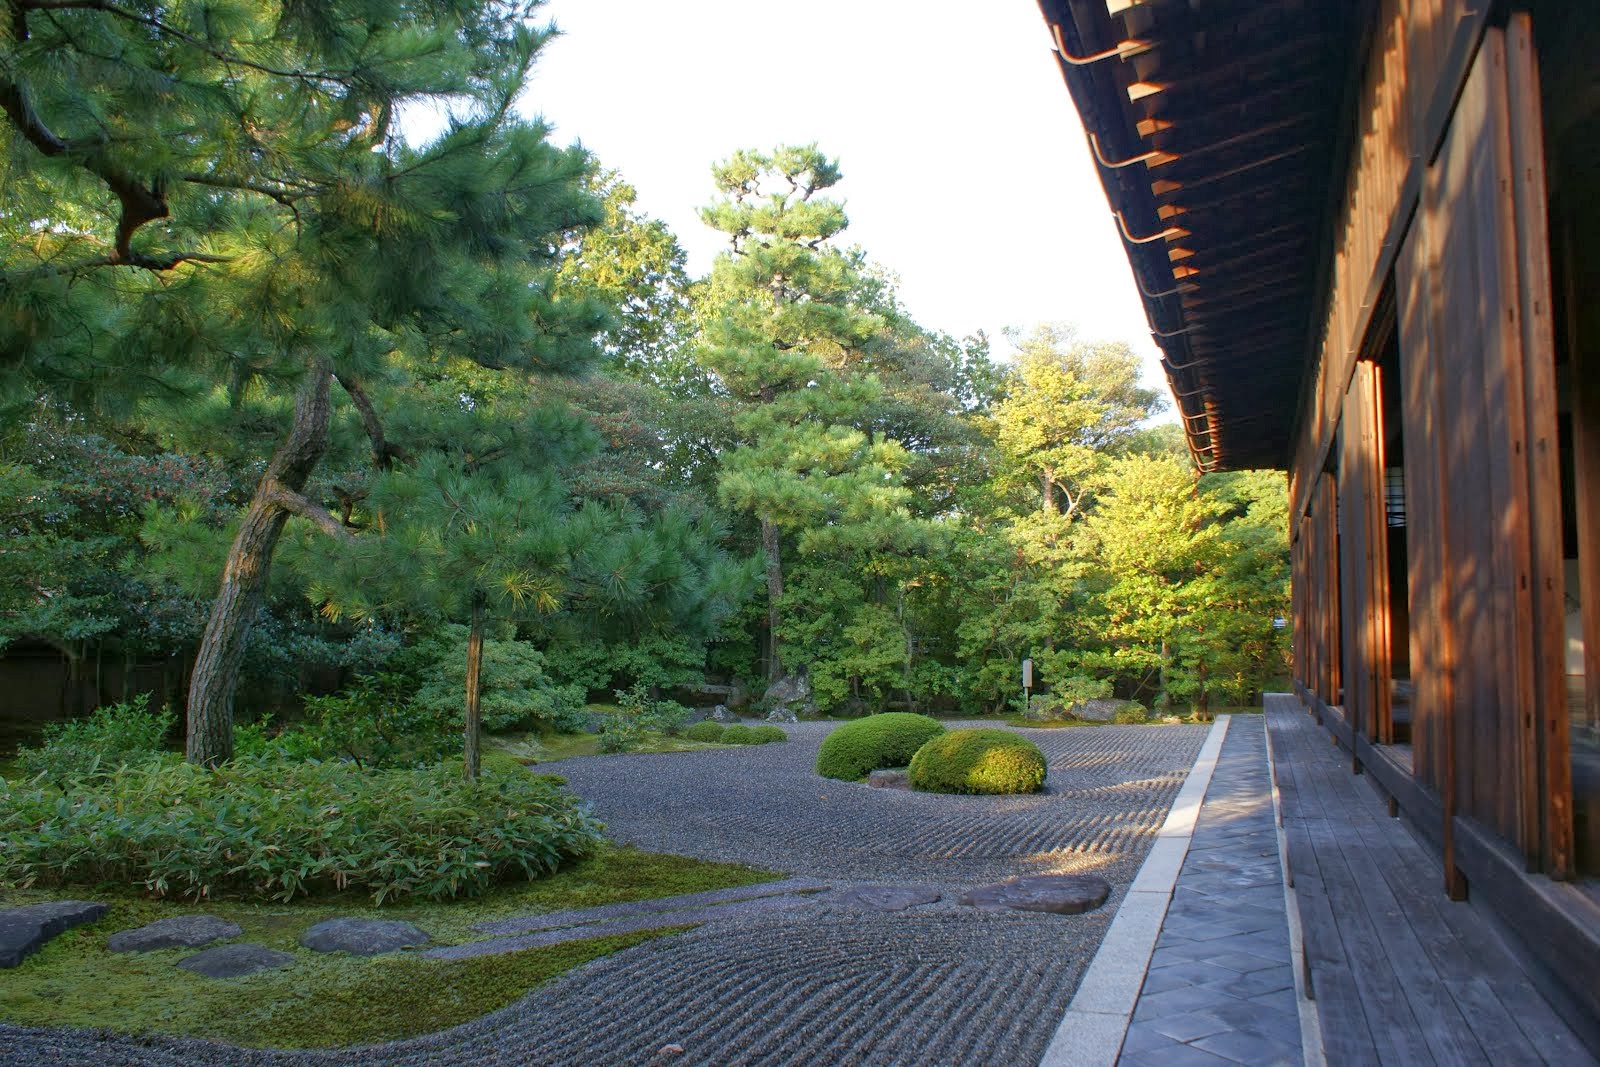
<box><xmin>909</xmin><ymin>728</ymin><xmax>1047</xmax><ymax>795</ymax></box>
<box><xmin>0</xmin><ymin>845</ymin><xmax>776</xmax><ymax>1048</ymax></box>
<box><xmin>814</xmin><ymin>713</ymin><xmax>946</xmax><ymax>781</ymax></box>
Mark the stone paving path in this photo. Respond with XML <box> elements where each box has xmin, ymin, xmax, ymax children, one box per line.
<box><xmin>1118</xmin><ymin>715</ymin><xmax>1303</xmax><ymax>1066</ymax></box>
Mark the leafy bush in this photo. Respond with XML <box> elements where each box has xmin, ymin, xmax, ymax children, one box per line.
<box><xmin>1052</xmin><ymin>674</ymin><xmax>1113</xmax><ymax>711</ymax></box>
<box><xmin>908</xmin><ymin>729</ymin><xmax>1047</xmax><ymax>795</ymax></box>
<box><xmin>1112</xmin><ymin>703</ymin><xmax>1150</xmax><ymax>725</ymax></box>
<box><xmin>404</xmin><ymin>626</ymin><xmax>587</xmax><ymax>733</ymax></box>
<box><xmin>13</xmin><ymin>696</ymin><xmax>173</xmax><ymax>782</ymax></box>
<box><xmin>685</xmin><ymin>721</ymin><xmax>726</xmax><ymax>743</ymax></box>
<box><xmin>814</xmin><ymin>713</ymin><xmax>946</xmax><ymax>782</ymax></box>
<box><xmin>719</xmin><ymin>723</ymin><xmax>755</xmax><ymax>745</ymax></box>
<box><xmin>744</xmin><ymin>725</ymin><xmax>788</xmax><ymax>744</ymax></box>
<box><xmin>596</xmin><ymin>714</ymin><xmax>645</xmax><ymax>754</ymax></box>
<box><xmin>0</xmin><ymin>755</ymin><xmax>603</xmax><ymax>903</ymax></box>
<box><xmin>276</xmin><ymin>674</ymin><xmax>455</xmax><ymax>769</ymax></box>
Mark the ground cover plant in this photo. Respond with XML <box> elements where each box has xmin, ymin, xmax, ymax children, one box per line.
<box><xmin>0</xmin><ymin>846</ymin><xmax>776</xmax><ymax>1048</ymax></box>
<box><xmin>908</xmin><ymin>729</ymin><xmax>1048</xmax><ymax>795</ymax></box>
<box><xmin>814</xmin><ymin>713</ymin><xmax>946</xmax><ymax>781</ymax></box>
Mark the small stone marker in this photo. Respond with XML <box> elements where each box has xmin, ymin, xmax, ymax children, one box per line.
<box><xmin>178</xmin><ymin>942</ymin><xmax>293</xmax><ymax>979</ymax></box>
<box><xmin>829</xmin><ymin>884</ymin><xmax>941</xmax><ymax>911</ymax></box>
<box><xmin>0</xmin><ymin>900</ymin><xmax>107</xmax><ymax>968</ymax></box>
<box><xmin>300</xmin><ymin>918</ymin><xmax>431</xmax><ymax>956</ymax></box>
<box><xmin>959</xmin><ymin>874</ymin><xmax>1111</xmax><ymax>915</ymax></box>
<box><xmin>108</xmin><ymin>914</ymin><xmax>242</xmax><ymax>953</ymax></box>
<box><xmin>866</xmin><ymin>769</ymin><xmax>910</xmax><ymax>790</ymax></box>
<box><xmin>655</xmin><ymin>1044</ymin><xmax>686</xmax><ymax>1058</ymax></box>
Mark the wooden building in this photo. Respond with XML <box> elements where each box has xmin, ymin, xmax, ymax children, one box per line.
<box><xmin>1040</xmin><ymin>0</ymin><xmax>1599</xmax><ymax>1031</ymax></box>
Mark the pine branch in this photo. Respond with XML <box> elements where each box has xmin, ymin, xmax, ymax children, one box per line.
<box><xmin>335</xmin><ymin>373</ymin><xmax>408</xmax><ymax>470</ymax></box>
<box><xmin>266</xmin><ymin>486</ymin><xmax>354</xmax><ymax>541</ymax></box>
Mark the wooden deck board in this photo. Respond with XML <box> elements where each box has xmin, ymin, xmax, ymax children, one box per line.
<box><xmin>1265</xmin><ymin>694</ymin><xmax>1597</xmax><ymax>1066</ymax></box>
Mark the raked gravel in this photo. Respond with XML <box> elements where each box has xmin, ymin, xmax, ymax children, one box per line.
<box><xmin>0</xmin><ymin>720</ymin><xmax>1207</xmax><ymax>1067</ymax></box>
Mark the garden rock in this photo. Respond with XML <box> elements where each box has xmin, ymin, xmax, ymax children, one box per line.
<box><xmin>710</xmin><ymin>704</ymin><xmax>739</xmax><ymax>723</ymax></box>
<box><xmin>177</xmin><ymin>942</ymin><xmax>293</xmax><ymax>979</ymax></box>
<box><xmin>829</xmin><ymin>884</ymin><xmax>940</xmax><ymax>911</ymax></box>
<box><xmin>108</xmin><ymin>914</ymin><xmax>241</xmax><ymax>953</ymax></box>
<box><xmin>0</xmin><ymin>900</ymin><xmax>107</xmax><ymax>968</ymax></box>
<box><xmin>300</xmin><ymin>918</ymin><xmax>431</xmax><ymax>956</ymax></box>
<box><xmin>959</xmin><ymin>874</ymin><xmax>1111</xmax><ymax>915</ymax></box>
<box><xmin>763</xmin><ymin>672</ymin><xmax>812</xmax><ymax>721</ymax></box>
<box><xmin>1068</xmin><ymin>698</ymin><xmax>1124</xmax><ymax>723</ymax></box>
<box><xmin>866</xmin><ymin>769</ymin><xmax>910</xmax><ymax>790</ymax></box>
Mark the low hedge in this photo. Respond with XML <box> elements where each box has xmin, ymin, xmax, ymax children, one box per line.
<box><xmin>685</xmin><ymin>721</ymin><xmax>726</xmax><ymax>743</ymax></box>
<box><xmin>743</xmin><ymin>725</ymin><xmax>788</xmax><ymax>744</ymax></box>
<box><xmin>0</xmin><ymin>755</ymin><xmax>603</xmax><ymax>903</ymax></box>
<box><xmin>908</xmin><ymin>729</ymin><xmax>1047</xmax><ymax>795</ymax></box>
<box><xmin>815</xmin><ymin>713</ymin><xmax>946</xmax><ymax>781</ymax></box>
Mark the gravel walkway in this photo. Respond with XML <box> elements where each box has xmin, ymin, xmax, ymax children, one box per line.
<box><xmin>0</xmin><ymin>721</ymin><xmax>1208</xmax><ymax>1067</ymax></box>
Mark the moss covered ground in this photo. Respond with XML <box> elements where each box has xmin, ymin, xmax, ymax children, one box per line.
<box><xmin>0</xmin><ymin>844</ymin><xmax>777</xmax><ymax>1048</ymax></box>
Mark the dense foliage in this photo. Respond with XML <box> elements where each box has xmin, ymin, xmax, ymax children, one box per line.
<box><xmin>0</xmin><ymin>756</ymin><xmax>602</xmax><ymax>902</ymax></box>
<box><xmin>814</xmin><ymin>713</ymin><xmax>947</xmax><ymax>781</ymax></box>
<box><xmin>907</xmin><ymin>729</ymin><xmax>1048</xmax><ymax>795</ymax></box>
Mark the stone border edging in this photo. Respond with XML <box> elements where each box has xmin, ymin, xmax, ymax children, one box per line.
<box><xmin>1037</xmin><ymin>714</ymin><xmax>1232</xmax><ymax>1067</ymax></box>
<box><xmin>1264</xmin><ymin>707</ymin><xmax>1327</xmax><ymax>1067</ymax></box>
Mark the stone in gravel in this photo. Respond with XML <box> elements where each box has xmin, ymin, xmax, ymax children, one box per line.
<box><xmin>959</xmin><ymin>874</ymin><xmax>1111</xmax><ymax>915</ymax></box>
<box><xmin>710</xmin><ymin>704</ymin><xmax>739</xmax><ymax>723</ymax></box>
<box><xmin>829</xmin><ymin>884</ymin><xmax>940</xmax><ymax>911</ymax></box>
<box><xmin>107</xmin><ymin>914</ymin><xmax>241</xmax><ymax>953</ymax></box>
<box><xmin>763</xmin><ymin>672</ymin><xmax>812</xmax><ymax>721</ymax></box>
<box><xmin>1067</xmin><ymin>698</ymin><xmax>1124</xmax><ymax>722</ymax></box>
<box><xmin>300</xmin><ymin>918</ymin><xmax>430</xmax><ymax>956</ymax></box>
<box><xmin>656</xmin><ymin>1044</ymin><xmax>686</xmax><ymax>1057</ymax></box>
<box><xmin>0</xmin><ymin>900</ymin><xmax>107</xmax><ymax>968</ymax></box>
<box><xmin>866</xmin><ymin>769</ymin><xmax>910</xmax><ymax>790</ymax></box>
<box><xmin>177</xmin><ymin>942</ymin><xmax>293</xmax><ymax>979</ymax></box>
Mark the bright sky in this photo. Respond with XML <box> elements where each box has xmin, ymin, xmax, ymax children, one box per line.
<box><xmin>524</xmin><ymin>0</ymin><xmax>1168</xmax><ymax>409</ymax></box>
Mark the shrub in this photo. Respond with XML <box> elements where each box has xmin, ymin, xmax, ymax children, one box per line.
<box><xmin>815</xmin><ymin>713</ymin><xmax>946</xmax><ymax>781</ymax></box>
<box><xmin>908</xmin><ymin>729</ymin><xmax>1047</xmax><ymax>795</ymax></box>
<box><xmin>0</xmin><ymin>754</ymin><xmax>603</xmax><ymax>903</ymax></box>
<box><xmin>279</xmin><ymin>675</ymin><xmax>455</xmax><ymax>769</ymax></box>
<box><xmin>720</xmin><ymin>723</ymin><xmax>756</xmax><ymax>744</ymax></box>
<box><xmin>1112</xmin><ymin>703</ymin><xmax>1150</xmax><ymax>725</ymax></box>
<box><xmin>404</xmin><ymin>627</ymin><xmax>587</xmax><ymax>733</ymax></box>
<box><xmin>14</xmin><ymin>696</ymin><xmax>174</xmax><ymax>783</ymax></box>
<box><xmin>685</xmin><ymin>721</ymin><xmax>726</xmax><ymax>743</ymax></box>
<box><xmin>745</xmin><ymin>725</ymin><xmax>788</xmax><ymax>744</ymax></box>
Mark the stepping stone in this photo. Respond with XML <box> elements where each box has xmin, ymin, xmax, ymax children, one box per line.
<box><xmin>300</xmin><ymin>918</ymin><xmax>430</xmax><ymax>956</ymax></box>
<box><xmin>0</xmin><ymin>901</ymin><xmax>107</xmax><ymax>968</ymax></box>
<box><xmin>959</xmin><ymin>874</ymin><xmax>1111</xmax><ymax>915</ymax></box>
<box><xmin>867</xmin><ymin>769</ymin><xmax>911</xmax><ymax>790</ymax></box>
<box><xmin>108</xmin><ymin>914</ymin><xmax>241</xmax><ymax>953</ymax></box>
<box><xmin>178</xmin><ymin>942</ymin><xmax>293</xmax><ymax>979</ymax></box>
<box><xmin>829</xmin><ymin>884</ymin><xmax>940</xmax><ymax>911</ymax></box>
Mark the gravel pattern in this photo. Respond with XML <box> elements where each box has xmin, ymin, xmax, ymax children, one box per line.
<box><xmin>0</xmin><ymin>721</ymin><xmax>1207</xmax><ymax>1067</ymax></box>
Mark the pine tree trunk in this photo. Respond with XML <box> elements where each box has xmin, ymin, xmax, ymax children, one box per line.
<box><xmin>463</xmin><ymin>590</ymin><xmax>486</xmax><ymax>780</ymax></box>
<box><xmin>186</xmin><ymin>358</ymin><xmax>335</xmax><ymax>766</ymax></box>
<box><xmin>761</xmin><ymin>517</ymin><xmax>784</xmax><ymax>683</ymax></box>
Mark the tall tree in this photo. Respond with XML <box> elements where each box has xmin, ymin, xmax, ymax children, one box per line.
<box><xmin>2</xmin><ymin>0</ymin><xmax>605</xmax><ymax>762</ymax></box>
<box><xmin>695</xmin><ymin>145</ymin><xmax>902</xmax><ymax>686</ymax></box>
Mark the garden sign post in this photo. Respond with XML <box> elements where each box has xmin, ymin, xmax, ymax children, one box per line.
<box><xmin>1022</xmin><ymin>658</ymin><xmax>1034</xmax><ymax>715</ymax></box>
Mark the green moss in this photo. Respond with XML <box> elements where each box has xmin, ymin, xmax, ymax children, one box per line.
<box><xmin>0</xmin><ymin>845</ymin><xmax>776</xmax><ymax>1048</ymax></box>
<box><xmin>814</xmin><ymin>713</ymin><xmax>945</xmax><ymax>781</ymax></box>
<box><xmin>684</xmin><ymin>721</ymin><xmax>726</xmax><ymax>743</ymax></box>
<box><xmin>908</xmin><ymin>728</ymin><xmax>1047</xmax><ymax>795</ymax></box>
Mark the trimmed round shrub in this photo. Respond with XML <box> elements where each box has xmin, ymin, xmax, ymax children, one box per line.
<box><xmin>745</xmin><ymin>725</ymin><xmax>788</xmax><ymax>744</ymax></box>
<box><xmin>1112</xmin><ymin>703</ymin><xmax>1150</xmax><ymax>725</ymax></box>
<box><xmin>685</xmin><ymin>720</ymin><xmax>726</xmax><ymax>743</ymax></box>
<box><xmin>0</xmin><ymin>755</ymin><xmax>603</xmax><ymax>903</ymax></box>
<box><xmin>720</xmin><ymin>723</ymin><xmax>756</xmax><ymax>744</ymax></box>
<box><xmin>815</xmin><ymin>713</ymin><xmax>946</xmax><ymax>782</ymax></box>
<box><xmin>908</xmin><ymin>728</ymin><xmax>1047</xmax><ymax>795</ymax></box>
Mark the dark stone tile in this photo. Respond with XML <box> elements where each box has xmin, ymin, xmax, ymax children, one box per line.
<box><xmin>1191</xmin><ymin>1029</ymin><xmax>1301</xmax><ymax>1066</ymax></box>
<box><xmin>1148</xmin><ymin>1010</ymin><xmax>1232</xmax><ymax>1044</ymax></box>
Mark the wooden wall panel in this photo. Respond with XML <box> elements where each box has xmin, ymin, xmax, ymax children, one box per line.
<box><xmin>1339</xmin><ymin>364</ymin><xmax>1394</xmax><ymax>750</ymax></box>
<box><xmin>1389</xmin><ymin>27</ymin><xmax>1570</xmax><ymax>870</ymax></box>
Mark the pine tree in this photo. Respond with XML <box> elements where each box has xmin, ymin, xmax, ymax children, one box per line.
<box><xmin>695</xmin><ymin>145</ymin><xmax>904</xmax><ymax>686</ymax></box>
<box><xmin>2</xmin><ymin>0</ymin><xmax>604</xmax><ymax>762</ymax></box>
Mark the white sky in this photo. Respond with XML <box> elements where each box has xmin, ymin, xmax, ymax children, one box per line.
<box><xmin>524</xmin><ymin>0</ymin><xmax>1169</xmax><ymax>410</ymax></box>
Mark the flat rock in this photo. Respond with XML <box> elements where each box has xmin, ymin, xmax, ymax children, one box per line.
<box><xmin>0</xmin><ymin>901</ymin><xmax>108</xmax><ymax>968</ymax></box>
<box><xmin>959</xmin><ymin>874</ymin><xmax>1111</xmax><ymax>915</ymax></box>
<box><xmin>300</xmin><ymin>918</ymin><xmax>430</xmax><ymax>956</ymax></box>
<box><xmin>107</xmin><ymin>914</ymin><xmax>241</xmax><ymax>953</ymax></box>
<box><xmin>866</xmin><ymin>769</ymin><xmax>910</xmax><ymax>790</ymax></box>
<box><xmin>177</xmin><ymin>942</ymin><xmax>293</xmax><ymax>979</ymax></box>
<box><xmin>829</xmin><ymin>884</ymin><xmax>940</xmax><ymax>911</ymax></box>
